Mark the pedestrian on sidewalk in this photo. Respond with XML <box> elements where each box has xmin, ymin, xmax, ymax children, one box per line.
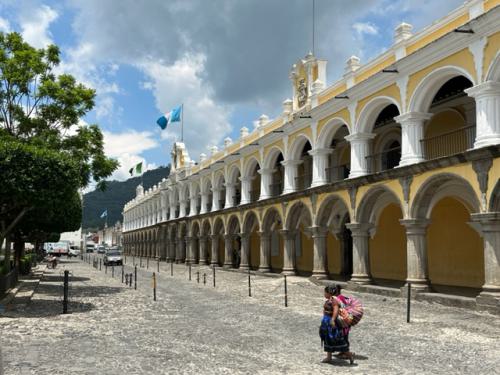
<box><xmin>319</xmin><ymin>285</ymin><xmax>354</xmax><ymax>365</ymax></box>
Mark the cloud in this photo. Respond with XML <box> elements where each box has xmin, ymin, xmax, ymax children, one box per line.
<box><xmin>352</xmin><ymin>22</ymin><xmax>379</xmax><ymax>36</ymax></box>
<box><xmin>101</xmin><ymin>129</ymin><xmax>159</xmax><ymax>181</ymax></box>
<box><xmin>0</xmin><ymin>17</ymin><xmax>11</xmax><ymax>33</ymax></box>
<box><xmin>19</xmin><ymin>4</ymin><xmax>58</xmax><ymax>48</ymax></box>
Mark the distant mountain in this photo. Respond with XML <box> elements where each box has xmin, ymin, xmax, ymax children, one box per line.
<box><xmin>82</xmin><ymin>165</ymin><xmax>170</xmax><ymax>230</ymax></box>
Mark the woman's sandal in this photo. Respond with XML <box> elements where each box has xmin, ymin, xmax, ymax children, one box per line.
<box><xmin>348</xmin><ymin>352</ymin><xmax>355</xmax><ymax>365</ymax></box>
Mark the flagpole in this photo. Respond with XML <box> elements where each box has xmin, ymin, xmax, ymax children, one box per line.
<box><xmin>182</xmin><ymin>103</ymin><xmax>184</xmax><ymax>142</ymax></box>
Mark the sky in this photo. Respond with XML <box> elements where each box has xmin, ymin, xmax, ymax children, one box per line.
<box><xmin>0</xmin><ymin>0</ymin><xmax>464</xmax><ymax>185</ymax></box>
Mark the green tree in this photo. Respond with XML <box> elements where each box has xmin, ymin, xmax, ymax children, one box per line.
<box><xmin>0</xmin><ymin>31</ymin><xmax>118</xmax><ymax>265</ymax></box>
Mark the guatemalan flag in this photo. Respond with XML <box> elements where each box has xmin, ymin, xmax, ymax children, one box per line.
<box><xmin>157</xmin><ymin>105</ymin><xmax>182</xmax><ymax>130</ymax></box>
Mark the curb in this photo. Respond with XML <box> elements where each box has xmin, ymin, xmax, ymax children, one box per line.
<box><xmin>0</xmin><ymin>267</ymin><xmax>45</xmax><ymax>313</ymax></box>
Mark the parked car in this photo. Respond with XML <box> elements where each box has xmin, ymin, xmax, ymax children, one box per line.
<box><xmin>86</xmin><ymin>243</ymin><xmax>96</xmax><ymax>253</ymax></box>
<box><xmin>103</xmin><ymin>250</ymin><xmax>122</xmax><ymax>266</ymax></box>
<box><xmin>68</xmin><ymin>246</ymin><xmax>81</xmax><ymax>257</ymax></box>
<box><xmin>97</xmin><ymin>246</ymin><xmax>106</xmax><ymax>254</ymax></box>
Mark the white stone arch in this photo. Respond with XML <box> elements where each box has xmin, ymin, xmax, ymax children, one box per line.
<box><xmin>189</xmin><ymin>180</ymin><xmax>200</xmax><ymax>199</ymax></box>
<box><xmin>201</xmin><ymin>176</ymin><xmax>212</xmax><ymax>194</ymax></box>
<box><xmin>288</xmin><ymin>134</ymin><xmax>313</xmax><ymax>161</ymax></box>
<box><xmin>316</xmin><ymin>117</ymin><xmax>351</xmax><ymax>149</ymax></box>
<box><xmin>485</xmin><ymin>52</ymin><xmax>500</xmax><ymax>82</ymax></box>
<box><xmin>408</xmin><ymin>65</ymin><xmax>476</xmax><ymax>113</ymax></box>
<box><xmin>411</xmin><ymin>173</ymin><xmax>480</xmax><ymax>220</ymax></box>
<box><xmin>263</xmin><ymin>146</ymin><xmax>285</xmax><ymax>169</ymax></box>
<box><xmin>285</xmin><ymin>200</ymin><xmax>313</xmax><ymax>231</ymax></box>
<box><xmin>242</xmin><ymin>156</ymin><xmax>261</xmax><ymax>178</ymax></box>
<box><xmin>356</xmin><ymin>96</ymin><xmax>402</xmax><ymax>134</ymax></box>
<box><xmin>356</xmin><ymin>185</ymin><xmax>403</xmax><ymax>226</ymax></box>
<box><xmin>213</xmin><ymin>170</ymin><xmax>225</xmax><ymax>189</ymax></box>
<box><xmin>227</xmin><ymin>164</ymin><xmax>241</xmax><ymax>184</ymax></box>
<box><xmin>315</xmin><ymin>194</ymin><xmax>351</xmax><ymax>229</ymax></box>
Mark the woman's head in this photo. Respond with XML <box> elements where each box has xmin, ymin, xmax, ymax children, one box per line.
<box><xmin>324</xmin><ymin>284</ymin><xmax>342</xmax><ymax>298</ymax></box>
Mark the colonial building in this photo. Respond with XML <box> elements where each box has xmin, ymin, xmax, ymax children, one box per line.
<box><xmin>122</xmin><ymin>0</ymin><xmax>500</xmax><ymax>312</ymax></box>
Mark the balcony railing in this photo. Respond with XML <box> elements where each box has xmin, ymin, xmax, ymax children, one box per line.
<box><xmin>295</xmin><ymin>173</ymin><xmax>312</xmax><ymax>191</ymax></box>
<box><xmin>249</xmin><ymin>190</ymin><xmax>260</xmax><ymax>202</ymax></box>
<box><xmin>421</xmin><ymin>125</ymin><xmax>475</xmax><ymax>160</ymax></box>
<box><xmin>326</xmin><ymin>164</ymin><xmax>350</xmax><ymax>183</ymax></box>
<box><xmin>269</xmin><ymin>182</ymin><xmax>283</xmax><ymax>197</ymax></box>
<box><xmin>366</xmin><ymin>145</ymin><xmax>401</xmax><ymax>173</ymax></box>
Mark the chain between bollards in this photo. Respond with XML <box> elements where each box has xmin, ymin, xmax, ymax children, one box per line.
<box><xmin>407</xmin><ymin>282</ymin><xmax>411</xmax><ymax>323</ymax></box>
<box><xmin>284</xmin><ymin>275</ymin><xmax>288</xmax><ymax>307</ymax></box>
<box><xmin>152</xmin><ymin>272</ymin><xmax>157</xmax><ymax>301</ymax></box>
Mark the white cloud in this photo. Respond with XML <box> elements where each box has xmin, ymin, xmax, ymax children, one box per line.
<box><xmin>19</xmin><ymin>5</ymin><xmax>58</xmax><ymax>48</ymax></box>
<box><xmin>0</xmin><ymin>17</ymin><xmax>11</xmax><ymax>33</ymax></box>
<box><xmin>102</xmin><ymin>129</ymin><xmax>159</xmax><ymax>181</ymax></box>
<box><xmin>139</xmin><ymin>53</ymin><xmax>232</xmax><ymax>161</ymax></box>
<box><xmin>352</xmin><ymin>22</ymin><xmax>379</xmax><ymax>36</ymax></box>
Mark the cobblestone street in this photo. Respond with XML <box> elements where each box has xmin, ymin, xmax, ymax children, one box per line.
<box><xmin>1</xmin><ymin>258</ymin><xmax>499</xmax><ymax>375</ymax></box>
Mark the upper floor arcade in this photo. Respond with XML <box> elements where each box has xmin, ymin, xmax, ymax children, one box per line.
<box><xmin>123</xmin><ymin>0</ymin><xmax>500</xmax><ymax>233</ymax></box>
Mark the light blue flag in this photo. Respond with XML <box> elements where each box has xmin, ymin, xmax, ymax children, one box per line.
<box><xmin>157</xmin><ymin>105</ymin><xmax>182</xmax><ymax>130</ymax></box>
<box><xmin>100</xmin><ymin>210</ymin><xmax>108</xmax><ymax>218</ymax></box>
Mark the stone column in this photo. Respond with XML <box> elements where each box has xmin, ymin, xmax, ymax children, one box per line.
<box><xmin>169</xmin><ymin>204</ymin><xmax>177</xmax><ymax>220</ymax></box>
<box><xmin>258</xmin><ymin>231</ymin><xmax>271</xmax><ymax>272</ymax></box>
<box><xmin>167</xmin><ymin>240</ymin><xmax>175</xmax><ymax>262</ymax></box>
<box><xmin>345</xmin><ymin>223</ymin><xmax>372</xmax><ymax>284</ymax></box>
<box><xmin>471</xmin><ymin>213</ymin><xmax>500</xmax><ymax>309</ymax></box>
<box><xmin>281</xmin><ymin>160</ymin><xmax>302</xmax><ymax>193</ymax></box>
<box><xmin>224</xmin><ymin>182</ymin><xmax>236</xmax><ymax>208</ymax></box>
<box><xmin>199</xmin><ymin>236</ymin><xmax>208</xmax><ymax>265</ymax></box>
<box><xmin>280</xmin><ymin>229</ymin><xmax>296</xmax><ymax>275</ymax></box>
<box><xmin>212</xmin><ymin>188</ymin><xmax>221</xmax><ymax>211</ymax></box>
<box><xmin>258</xmin><ymin>168</ymin><xmax>274</xmax><ymax>200</ymax></box>
<box><xmin>210</xmin><ymin>234</ymin><xmax>219</xmax><ymax>266</ymax></box>
<box><xmin>310</xmin><ymin>148</ymin><xmax>332</xmax><ymax>187</ymax></box>
<box><xmin>239</xmin><ymin>233</ymin><xmax>250</xmax><ymax>270</ymax></box>
<box><xmin>185</xmin><ymin>236</ymin><xmax>194</xmax><ymax>264</ymax></box>
<box><xmin>345</xmin><ymin>133</ymin><xmax>376</xmax><ymax>178</ymax></box>
<box><xmin>311</xmin><ymin>226</ymin><xmax>328</xmax><ymax>276</ymax></box>
<box><xmin>400</xmin><ymin>219</ymin><xmax>430</xmax><ymax>290</ymax></box>
<box><xmin>223</xmin><ymin>234</ymin><xmax>233</xmax><ymax>268</ymax></box>
<box><xmin>200</xmin><ymin>193</ymin><xmax>209</xmax><ymax>214</ymax></box>
<box><xmin>175</xmin><ymin>238</ymin><xmax>183</xmax><ymax>263</ymax></box>
<box><xmin>189</xmin><ymin>194</ymin><xmax>198</xmax><ymax>216</ymax></box>
<box><xmin>466</xmin><ymin>81</ymin><xmax>500</xmax><ymax>148</ymax></box>
<box><xmin>396</xmin><ymin>112</ymin><xmax>433</xmax><ymax>166</ymax></box>
<box><xmin>179</xmin><ymin>200</ymin><xmax>187</xmax><ymax>218</ymax></box>
<box><xmin>239</xmin><ymin>177</ymin><xmax>252</xmax><ymax>204</ymax></box>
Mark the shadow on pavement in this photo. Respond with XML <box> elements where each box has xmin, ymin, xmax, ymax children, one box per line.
<box><xmin>41</xmin><ymin>274</ymin><xmax>92</xmax><ymax>283</ymax></box>
<box><xmin>1</xmin><ymin>299</ymin><xmax>95</xmax><ymax>318</ymax></box>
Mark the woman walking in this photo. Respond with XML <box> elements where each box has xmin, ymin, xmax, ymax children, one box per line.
<box><xmin>319</xmin><ymin>285</ymin><xmax>355</xmax><ymax>364</ymax></box>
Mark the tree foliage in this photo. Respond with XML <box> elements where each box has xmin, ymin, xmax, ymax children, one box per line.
<box><xmin>0</xmin><ymin>31</ymin><xmax>119</xmax><ymax>253</ymax></box>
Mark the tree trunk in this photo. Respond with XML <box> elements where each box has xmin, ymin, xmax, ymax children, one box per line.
<box><xmin>13</xmin><ymin>237</ymin><xmax>24</xmax><ymax>270</ymax></box>
<box><xmin>2</xmin><ymin>237</ymin><xmax>12</xmax><ymax>273</ymax></box>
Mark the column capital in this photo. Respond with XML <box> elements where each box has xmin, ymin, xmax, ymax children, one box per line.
<box><xmin>239</xmin><ymin>232</ymin><xmax>251</xmax><ymax>240</ymax></box>
<box><xmin>465</xmin><ymin>81</ymin><xmax>500</xmax><ymax>98</ymax></box>
<box><xmin>399</xmin><ymin>219</ymin><xmax>430</xmax><ymax>232</ymax></box>
<box><xmin>257</xmin><ymin>231</ymin><xmax>272</xmax><ymax>239</ymax></box>
<box><xmin>281</xmin><ymin>159</ymin><xmax>303</xmax><ymax>167</ymax></box>
<box><xmin>257</xmin><ymin>168</ymin><xmax>274</xmax><ymax>175</ymax></box>
<box><xmin>345</xmin><ymin>222</ymin><xmax>373</xmax><ymax>235</ymax></box>
<box><xmin>224</xmin><ymin>182</ymin><xmax>236</xmax><ymax>188</ymax></box>
<box><xmin>345</xmin><ymin>132</ymin><xmax>376</xmax><ymax>142</ymax></box>
<box><xmin>471</xmin><ymin>212</ymin><xmax>500</xmax><ymax>229</ymax></box>
<box><xmin>309</xmin><ymin>225</ymin><xmax>328</xmax><ymax>237</ymax></box>
<box><xmin>395</xmin><ymin>112</ymin><xmax>432</xmax><ymax>124</ymax></box>
<box><xmin>308</xmin><ymin>148</ymin><xmax>333</xmax><ymax>156</ymax></box>
<box><xmin>279</xmin><ymin>229</ymin><xmax>296</xmax><ymax>240</ymax></box>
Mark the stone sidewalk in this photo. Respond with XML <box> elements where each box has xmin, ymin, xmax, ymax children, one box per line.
<box><xmin>0</xmin><ymin>258</ymin><xmax>499</xmax><ymax>374</ymax></box>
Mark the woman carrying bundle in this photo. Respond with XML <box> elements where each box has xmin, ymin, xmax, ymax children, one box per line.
<box><xmin>319</xmin><ymin>285</ymin><xmax>355</xmax><ymax>364</ymax></box>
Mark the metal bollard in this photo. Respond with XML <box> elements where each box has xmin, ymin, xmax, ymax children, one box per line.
<box><xmin>171</xmin><ymin>262</ymin><xmax>173</xmax><ymax>276</ymax></box>
<box><xmin>248</xmin><ymin>269</ymin><xmax>252</xmax><ymax>297</ymax></box>
<box><xmin>63</xmin><ymin>270</ymin><xmax>69</xmax><ymax>314</ymax></box>
<box><xmin>203</xmin><ymin>273</ymin><xmax>206</xmax><ymax>285</ymax></box>
<box><xmin>134</xmin><ymin>266</ymin><xmax>137</xmax><ymax>290</ymax></box>
<box><xmin>189</xmin><ymin>264</ymin><xmax>192</xmax><ymax>281</ymax></box>
<box><xmin>140</xmin><ymin>257</ymin><xmax>142</xmax><ymax>268</ymax></box>
<box><xmin>99</xmin><ymin>259</ymin><xmax>102</xmax><ymax>271</ymax></box>
<box><xmin>157</xmin><ymin>259</ymin><xmax>160</xmax><ymax>273</ymax></box>
<box><xmin>147</xmin><ymin>257</ymin><xmax>149</xmax><ymax>269</ymax></box>
<box><xmin>133</xmin><ymin>255</ymin><xmax>135</xmax><ymax>266</ymax></box>
<box><xmin>124</xmin><ymin>255</ymin><xmax>127</xmax><ymax>264</ymax></box>
<box><xmin>122</xmin><ymin>266</ymin><xmax>124</xmax><ymax>283</ymax></box>
<box><xmin>407</xmin><ymin>282</ymin><xmax>411</xmax><ymax>323</ymax></box>
<box><xmin>125</xmin><ymin>273</ymin><xmax>129</xmax><ymax>286</ymax></box>
<box><xmin>112</xmin><ymin>266</ymin><xmax>114</xmax><ymax>278</ymax></box>
<box><xmin>105</xmin><ymin>265</ymin><xmax>107</xmax><ymax>274</ymax></box>
<box><xmin>213</xmin><ymin>266</ymin><xmax>216</xmax><ymax>288</ymax></box>
<box><xmin>129</xmin><ymin>273</ymin><xmax>133</xmax><ymax>287</ymax></box>
<box><xmin>284</xmin><ymin>275</ymin><xmax>288</xmax><ymax>307</ymax></box>
<box><xmin>197</xmin><ymin>271</ymin><xmax>200</xmax><ymax>284</ymax></box>
<box><xmin>152</xmin><ymin>272</ymin><xmax>157</xmax><ymax>301</ymax></box>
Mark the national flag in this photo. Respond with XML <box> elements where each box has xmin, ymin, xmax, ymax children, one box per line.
<box><xmin>156</xmin><ymin>105</ymin><xmax>182</xmax><ymax>130</ymax></box>
<box><xmin>100</xmin><ymin>210</ymin><xmax>108</xmax><ymax>218</ymax></box>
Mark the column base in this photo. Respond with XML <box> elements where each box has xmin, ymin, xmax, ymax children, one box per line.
<box><xmin>239</xmin><ymin>263</ymin><xmax>249</xmax><ymax>270</ymax></box>
<box><xmin>281</xmin><ymin>268</ymin><xmax>296</xmax><ymax>276</ymax></box>
<box><xmin>349</xmin><ymin>274</ymin><xmax>372</xmax><ymax>284</ymax></box>
<box><xmin>312</xmin><ymin>270</ymin><xmax>328</xmax><ymax>278</ymax></box>
<box><xmin>282</xmin><ymin>188</ymin><xmax>296</xmax><ymax>194</ymax></box>
<box><xmin>258</xmin><ymin>266</ymin><xmax>271</xmax><ymax>273</ymax></box>
<box><xmin>398</xmin><ymin>156</ymin><xmax>425</xmax><ymax>167</ymax></box>
<box><xmin>401</xmin><ymin>279</ymin><xmax>431</xmax><ymax>294</ymax></box>
<box><xmin>474</xmin><ymin>136</ymin><xmax>500</xmax><ymax>149</ymax></box>
<box><xmin>311</xmin><ymin>180</ymin><xmax>328</xmax><ymax>188</ymax></box>
<box><xmin>476</xmin><ymin>290</ymin><xmax>500</xmax><ymax>314</ymax></box>
<box><xmin>223</xmin><ymin>262</ymin><xmax>233</xmax><ymax>269</ymax></box>
<box><xmin>348</xmin><ymin>171</ymin><xmax>368</xmax><ymax>179</ymax></box>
